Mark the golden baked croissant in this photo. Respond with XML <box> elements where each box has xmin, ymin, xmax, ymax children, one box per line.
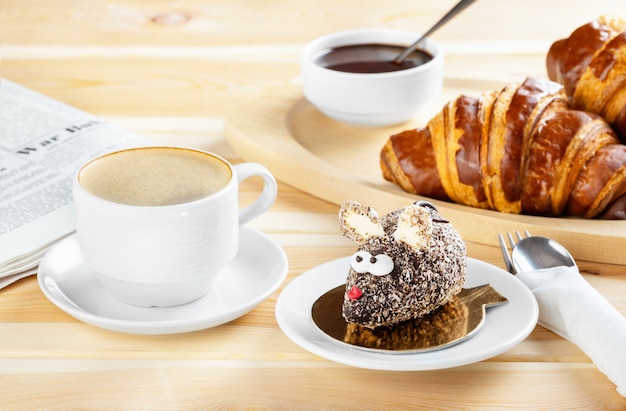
<box><xmin>380</xmin><ymin>77</ymin><xmax>626</xmax><ymax>219</ymax></box>
<box><xmin>547</xmin><ymin>16</ymin><xmax>626</xmax><ymax>141</ymax></box>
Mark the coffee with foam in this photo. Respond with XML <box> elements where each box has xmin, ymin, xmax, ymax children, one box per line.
<box><xmin>79</xmin><ymin>147</ymin><xmax>231</xmax><ymax>206</ymax></box>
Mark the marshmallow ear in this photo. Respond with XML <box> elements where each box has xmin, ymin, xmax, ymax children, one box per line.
<box><xmin>393</xmin><ymin>204</ymin><xmax>433</xmax><ymax>250</ymax></box>
<box><xmin>339</xmin><ymin>200</ymin><xmax>385</xmax><ymax>244</ymax></box>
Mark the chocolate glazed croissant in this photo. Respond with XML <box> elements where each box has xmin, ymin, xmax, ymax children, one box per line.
<box><xmin>380</xmin><ymin>77</ymin><xmax>626</xmax><ymax>219</ymax></box>
<box><xmin>547</xmin><ymin>16</ymin><xmax>626</xmax><ymax>142</ymax></box>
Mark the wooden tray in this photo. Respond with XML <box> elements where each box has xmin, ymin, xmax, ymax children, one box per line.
<box><xmin>225</xmin><ymin>83</ymin><xmax>626</xmax><ymax>265</ymax></box>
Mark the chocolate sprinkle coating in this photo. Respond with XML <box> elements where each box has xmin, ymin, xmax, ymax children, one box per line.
<box><xmin>341</xmin><ymin>203</ymin><xmax>467</xmax><ymax>328</ymax></box>
<box><xmin>344</xmin><ymin>295</ymin><xmax>469</xmax><ymax>350</ymax></box>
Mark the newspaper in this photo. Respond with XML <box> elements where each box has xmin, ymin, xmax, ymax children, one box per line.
<box><xmin>0</xmin><ymin>79</ymin><xmax>151</xmax><ymax>288</ymax></box>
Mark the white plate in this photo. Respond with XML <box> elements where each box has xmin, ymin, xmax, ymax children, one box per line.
<box><xmin>275</xmin><ymin>257</ymin><xmax>538</xmax><ymax>370</ymax></box>
<box><xmin>38</xmin><ymin>227</ymin><xmax>288</xmax><ymax>335</ymax></box>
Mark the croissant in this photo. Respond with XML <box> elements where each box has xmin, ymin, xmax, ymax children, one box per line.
<box><xmin>547</xmin><ymin>16</ymin><xmax>626</xmax><ymax>142</ymax></box>
<box><xmin>380</xmin><ymin>77</ymin><xmax>626</xmax><ymax>219</ymax></box>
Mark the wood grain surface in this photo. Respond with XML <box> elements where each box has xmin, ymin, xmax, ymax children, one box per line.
<box><xmin>1</xmin><ymin>0</ymin><xmax>626</xmax><ymax>409</ymax></box>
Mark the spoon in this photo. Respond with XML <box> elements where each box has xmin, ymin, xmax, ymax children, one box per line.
<box><xmin>394</xmin><ymin>0</ymin><xmax>478</xmax><ymax>64</ymax></box>
<box><xmin>511</xmin><ymin>236</ymin><xmax>577</xmax><ymax>273</ymax></box>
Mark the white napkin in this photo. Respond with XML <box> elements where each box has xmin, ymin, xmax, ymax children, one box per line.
<box><xmin>516</xmin><ymin>266</ymin><xmax>626</xmax><ymax>397</ymax></box>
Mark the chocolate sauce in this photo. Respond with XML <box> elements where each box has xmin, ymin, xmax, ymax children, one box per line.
<box><xmin>314</xmin><ymin>43</ymin><xmax>433</xmax><ymax>73</ymax></box>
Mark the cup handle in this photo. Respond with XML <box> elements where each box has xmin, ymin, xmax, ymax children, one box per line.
<box><xmin>234</xmin><ymin>163</ymin><xmax>277</xmax><ymax>226</ymax></box>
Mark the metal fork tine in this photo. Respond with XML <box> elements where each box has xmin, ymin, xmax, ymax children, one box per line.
<box><xmin>507</xmin><ymin>232</ymin><xmax>516</xmax><ymax>250</ymax></box>
<box><xmin>499</xmin><ymin>230</ymin><xmax>533</xmax><ymax>274</ymax></box>
<box><xmin>498</xmin><ymin>233</ymin><xmax>514</xmax><ymax>274</ymax></box>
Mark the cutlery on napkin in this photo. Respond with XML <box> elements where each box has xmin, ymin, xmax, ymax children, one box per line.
<box><xmin>516</xmin><ymin>266</ymin><xmax>626</xmax><ymax>397</ymax></box>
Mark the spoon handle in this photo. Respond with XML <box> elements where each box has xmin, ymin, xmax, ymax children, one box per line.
<box><xmin>394</xmin><ymin>0</ymin><xmax>478</xmax><ymax>64</ymax></box>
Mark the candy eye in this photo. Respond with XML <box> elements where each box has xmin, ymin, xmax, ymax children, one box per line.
<box><xmin>350</xmin><ymin>251</ymin><xmax>394</xmax><ymax>276</ymax></box>
<box><xmin>351</xmin><ymin>251</ymin><xmax>371</xmax><ymax>273</ymax></box>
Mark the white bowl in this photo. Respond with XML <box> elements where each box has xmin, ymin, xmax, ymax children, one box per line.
<box><xmin>301</xmin><ymin>28</ymin><xmax>444</xmax><ymax>127</ymax></box>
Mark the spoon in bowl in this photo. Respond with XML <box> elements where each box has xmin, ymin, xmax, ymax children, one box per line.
<box><xmin>511</xmin><ymin>236</ymin><xmax>577</xmax><ymax>273</ymax></box>
<box><xmin>394</xmin><ymin>0</ymin><xmax>478</xmax><ymax>64</ymax></box>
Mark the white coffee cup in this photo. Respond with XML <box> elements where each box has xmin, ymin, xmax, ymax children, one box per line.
<box><xmin>73</xmin><ymin>146</ymin><xmax>277</xmax><ymax>307</ymax></box>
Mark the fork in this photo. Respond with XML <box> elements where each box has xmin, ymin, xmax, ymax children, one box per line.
<box><xmin>498</xmin><ymin>230</ymin><xmax>531</xmax><ymax>274</ymax></box>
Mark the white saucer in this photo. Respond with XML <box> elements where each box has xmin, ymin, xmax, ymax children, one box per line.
<box><xmin>38</xmin><ymin>227</ymin><xmax>288</xmax><ymax>335</ymax></box>
<box><xmin>275</xmin><ymin>257</ymin><xmax>538</xmax><ymax>370</ymax></box>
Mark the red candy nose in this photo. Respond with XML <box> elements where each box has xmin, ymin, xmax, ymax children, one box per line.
<box><xmin>347</xmin><ymin>286</ymin><xmax>363</xmax><ymax>300</ymax></box>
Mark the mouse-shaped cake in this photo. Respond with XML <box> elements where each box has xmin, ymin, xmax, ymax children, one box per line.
<box><xmin>339</xmin><ymin>200</ymin><xmax>467</xmax><ymax>328</ymax></box>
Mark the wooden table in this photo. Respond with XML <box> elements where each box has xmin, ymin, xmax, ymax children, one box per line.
<box><xmin>2</xmin><ymin>0</ymin><xmax>626</xmax><ymax>408</ymax></box>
